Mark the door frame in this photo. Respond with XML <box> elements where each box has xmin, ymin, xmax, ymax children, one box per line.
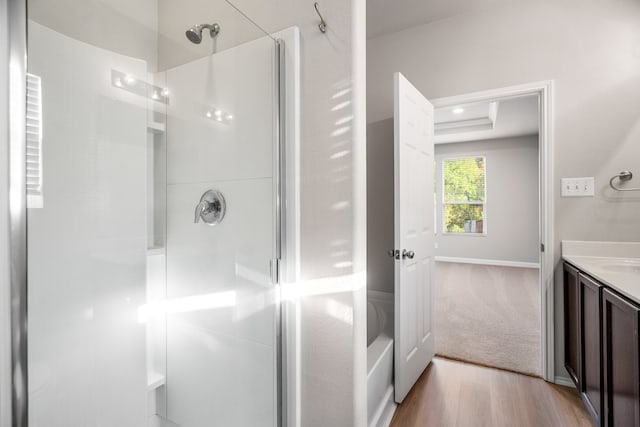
<box><xmin>431</xmin><ymin>80</ymin><xmax>555</xmax><ymax>382</ymax></box>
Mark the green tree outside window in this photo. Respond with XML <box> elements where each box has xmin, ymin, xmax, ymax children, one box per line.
<box><xmin>443</xmin><ymin>157</ymin><xmax>486</xmax><ymax>234</ymax></box>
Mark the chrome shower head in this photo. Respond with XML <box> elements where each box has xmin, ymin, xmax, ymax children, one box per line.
<box><xmin>185</xmin><ymin>23</ymin><xmax>220</xmax><ymax>44</ymax></box>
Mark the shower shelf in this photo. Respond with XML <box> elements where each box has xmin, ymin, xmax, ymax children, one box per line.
<box><xmin>147</xmin><ymin>246</ymin><xmax>165</xmax><ymax>256</ymax></box>
<box><xmin>147</xmin><ymin>371</ymin><xmax>166</xmax><ymax>391</ymax></box>
<box><xmin>147</xmin><ymin>121</ymin><xmax>166</xmax><ymax>134</ymax></box>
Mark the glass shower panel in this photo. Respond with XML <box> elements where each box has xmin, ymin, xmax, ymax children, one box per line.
<box><xmin>25</xmin><ymin>0</ymin><xmax>279</xmax><ymax>426</ymax></box>
<box><xmin>26</xmin><ymin>17</ymin><xmax>153</xmax><ymax>426</ymax></box>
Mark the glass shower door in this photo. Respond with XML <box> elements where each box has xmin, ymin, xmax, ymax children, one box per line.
<box><xmin>26</xmin><ymin>17</ymin><xmax>152</xmax><ymax>426</ymax></box>
<box><xmin>25</xmin><ymin>1</ymin><xmax>280</xmax><ymax>425</ymax></box>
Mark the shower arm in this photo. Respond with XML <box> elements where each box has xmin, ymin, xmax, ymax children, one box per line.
<box><xmin>200</xmin><ymin>23</ymin><xmax>220</xmax><ymax>37</ymax></box>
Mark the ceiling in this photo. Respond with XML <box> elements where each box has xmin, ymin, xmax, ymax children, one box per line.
<box><xmin>367</xmin><ymin>0</ymin><xmax>504</xmax><ymax>39</ymax></box>
<box><xmin>434</xmin><ymin>95</ymin><xmax>539</xmax><ymax>144</ymax></box>
<box><xmin>435</xmin><ymin>102</ymin><xmax>497</xmax><ymax>132</ymax></box>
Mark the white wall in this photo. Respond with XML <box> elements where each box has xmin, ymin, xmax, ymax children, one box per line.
<box><xmin>27</xmin><ymin>22</ymin><xmax>148</xmax><ymax>426</ymax></box>
<box><xmin>435</xmin><ymin>135</ymin><xmax>539</xmax><ymax>263</ymax></box>
<box><xmin>28</xmin><ymin>0</ymin><xmax>158</xmax><ymax>70</ymax></box>
<box><xmin>367</xmin><ymin>119</ymin><xmax>394</xmax><ymax>294</ymax></box>
<box><xmin>367</xmin><ymin>0</ymin><xmax>640</xmax><ymax>379</ymax></box>
<box><xmin>287</xmin><ymin>3</ymin><xmax>367</xmax><ymax>425</ymax></box>
<box><xmin>290</xmin><ymin>3</ymin><xmax>367</xmax><ymax>423</ymax></box>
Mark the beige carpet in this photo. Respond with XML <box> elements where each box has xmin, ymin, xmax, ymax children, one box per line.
<box><xmin>434</xmin><ymin>262</ymin><xmax>541</xmax><ymax>377</ymax></box>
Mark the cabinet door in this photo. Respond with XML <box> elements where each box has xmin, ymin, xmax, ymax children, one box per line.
<box><xmin>579</xmin><ymin>273</ymin><xmax>603</xmax><ymax>423</ymax></box>
<box><xmin>564</xmin><ymin>262</ymin><xmax>580</xmax><ymax>387</ymax></box>
<box><xmin>603</xmin><ymin>288</ymin><xmax>640</xmax><ymax>427</ymax></box>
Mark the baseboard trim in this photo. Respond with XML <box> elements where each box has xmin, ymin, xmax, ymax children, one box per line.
<box><xmin>369</xmin><ymin>385</ymin><xmax>397</xmax><ymax>427</ymax></box>
<box><xmin>435</xmin><ymin>256</ymin><xmax>540</xmax><ymax>269</ymax></box>
<box><xmin>554</xmin><ymin>376</ymin><xmax>576</xmax><ymax>388</ymax></box>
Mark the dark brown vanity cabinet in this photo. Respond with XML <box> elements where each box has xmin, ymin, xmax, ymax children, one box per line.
<box><xmin>564</xmin><ymin>261</ymin><xmax>640</xmax><ymax>427</ymax></box>
<box><xmin>602</xmin><ymin>288</ymin><xmax>640</xmax><ymax>427</ymax></box>
<box><xmin>579</xmin><ymin>274</ymin><xmax>603</xmax><ymax>424</ymax></box>
<box><xmin>564</xmin><ymin>262</ymin><xmax>580</xmax><ymax>386</ymax></box>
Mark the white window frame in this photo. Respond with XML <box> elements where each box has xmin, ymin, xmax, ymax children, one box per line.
<box><xmin>441</xmin><ymin>155</ymin><xmax>487</xmax><ymax>236</ymax></box>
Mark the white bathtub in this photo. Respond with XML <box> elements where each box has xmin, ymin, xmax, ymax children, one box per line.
<box><xmin>367</xmin><ymin>290</ymin><xmax>396</xmax><ymax>427</ymax></box>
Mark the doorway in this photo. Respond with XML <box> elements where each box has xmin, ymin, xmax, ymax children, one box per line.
<box><xmin>431</xmin><ymin>82</ymin><xmax>554</xmax><ymax>380</ymax></box>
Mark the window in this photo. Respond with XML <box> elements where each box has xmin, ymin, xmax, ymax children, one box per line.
<box><xmin>26</xmin><ymin>73</ymin><xmax>43</xmax><ymax>209</ymax></box>
<box><xmin>442</xmin><ymin>156</ymin><xmax>486</xmax><ymax>234</ymax></box>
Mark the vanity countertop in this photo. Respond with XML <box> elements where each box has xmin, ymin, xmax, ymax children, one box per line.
<box><xmin>562</xmin><ymin>240</ymin><xmax>640</xmax><ymax>305</ymax></box>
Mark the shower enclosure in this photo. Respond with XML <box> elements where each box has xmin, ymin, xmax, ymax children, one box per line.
<box><xmin>7</xmin><ymin>0</ymin><xmax>287</xmax><ymax>425</ymax></box>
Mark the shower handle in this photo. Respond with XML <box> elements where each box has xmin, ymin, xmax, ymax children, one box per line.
<box><xmin>194</xmin><ymin>189</ymin><xmax>227</xmax><ymax>226</ymax></box>
<box><xmin>194</xmin><ymin>200</ymin><xmax>213</xmax><ymax>223</ymax></box>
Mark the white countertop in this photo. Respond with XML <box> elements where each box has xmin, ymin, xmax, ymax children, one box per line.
<box><xmin>562</xmin><ymin>240</ymin><xmax>640</xmax><ymax>305</ymax></box>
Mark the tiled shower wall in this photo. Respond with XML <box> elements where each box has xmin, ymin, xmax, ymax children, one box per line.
<box><xmin>164</xmin><ymin>34</ymin><xmax>277</xmax><ymax>426</ymax></box>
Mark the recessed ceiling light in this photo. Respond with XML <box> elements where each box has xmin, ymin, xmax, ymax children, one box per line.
<box><xmin>453</xmin><ymin>107</ymin><xmax>464</xmax><ymax>114</ymax></box>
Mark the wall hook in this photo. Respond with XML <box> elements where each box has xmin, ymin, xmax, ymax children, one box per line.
<box><xmin>314</xmin><ymin>2</ymin><xmax>327</xmax><ymax>33</ymax></box>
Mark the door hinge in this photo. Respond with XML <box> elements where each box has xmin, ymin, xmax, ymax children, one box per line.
<box><xmin>541</xmin><ymin>243</ymin><xmax>545</xmax><ymax>252</ymax></box>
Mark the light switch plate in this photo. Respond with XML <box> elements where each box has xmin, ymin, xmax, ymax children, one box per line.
<box><xmin>561</xmin><ymin>177</ymin><xmax>595</xmax><ymax>197</ymax></box>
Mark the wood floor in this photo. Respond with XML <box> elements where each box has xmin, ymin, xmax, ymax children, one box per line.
<box><xmin>390</xmin><ymin>357</ymin><xmax>593</xmax><ymax>427</ymax></box>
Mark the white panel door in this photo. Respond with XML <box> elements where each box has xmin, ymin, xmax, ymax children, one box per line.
<box><xmin>393</xmin><ymin>72</ymin><xmax>435</xmax><ymax>403</ymax></box>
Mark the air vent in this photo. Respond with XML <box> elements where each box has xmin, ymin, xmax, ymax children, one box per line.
<box><xmin>26</xmin><ymin>73</ymin><xmax>43</xmax><ymax>208</ymax></box>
